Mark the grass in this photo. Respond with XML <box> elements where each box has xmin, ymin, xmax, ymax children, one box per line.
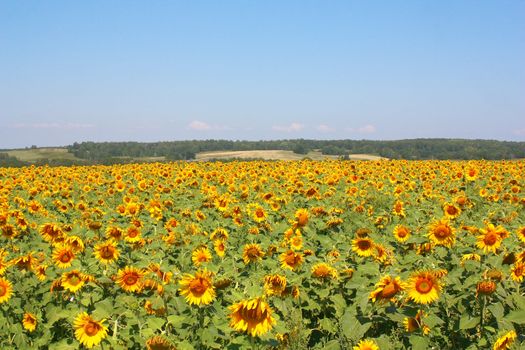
<box><xmin>6</xmin><ymin>148</ymin><xmax>81</xmax><ymax>162</ymax></box>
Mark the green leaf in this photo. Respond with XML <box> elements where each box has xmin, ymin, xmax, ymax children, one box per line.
<box><xmin>409</xmin><ymin>335</ymin><xmax>429</xmax><ymax>349</ymax></box>
<box><xmin>319</xmin><ymin>318</ymin><xmax>337</xmax><ymax>334</ymax></box>
<box><xmin>93</xmin><ymin>298</ymin><xmax>113</xmax><ymax>319</ymax></box>
<box><xmin>459</xmin><ymin>315</ymin><xmax>479</xmax><ymax>330</ymax></box>
<box><xmin>488</xmin><ymin>303</ymin><xmax>504</xmax><ymax>319</ymax></box>
<box><xmin>323</xmin><ymin>340</ymin><xmax>340</xmax><ymax>350</ymax></box>
<box><xmin>506</xmin><ymin>310</ymin><xmax>525</xmax><ymax>324</ymax></box>
<box><xmin>167</xmin><ymin>315</ymin><xmax>187</xmax><ymax>327</ymax></box>
<box><xmin>146</xmin><ymin>317</ymin><xmax>166</xmax><ymax>330</ymax></box>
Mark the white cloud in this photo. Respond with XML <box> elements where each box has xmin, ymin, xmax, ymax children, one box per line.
<box><xmin>513</xmin><ymin>128</ymin><xmax>525</xmax><ymax>136</ymax></box>
<box><xmin>188</xmin><ymin>120</ymin><xmax>212</xmax><ymax>131</ymax></box>
<box><xmin>11</xmin><ymin>122</ymin><xmax>95</xmax><ymax>129</ymax></box>
<box><xmin>272</xmin><ymin>122</ymin><xmax>304</xmax><ymax>132</ymax></box>
<box><xmin>317</xmin><ymin>124</ymin><xmax>334</xmax><ymax>133</ymax></box>
<box><xmin>357</xmin><ymin>124</ymin><xmax>376</xmax><ymax>134</ymax></box>
<box><xmin>346</xmin><ymin>124</ymin><xmax>377</xmax><ymax>134</ymax></box>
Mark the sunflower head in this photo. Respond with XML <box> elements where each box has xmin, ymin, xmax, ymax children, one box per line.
<box><xmin>22</xmin><ymin>312</ymin><xmax>37</xmax><ymax>332</ymax></box>
<box><xmin>428</xmin><ymin>219</ymin><xmax>455</xmax><ymax>247</ymax></box>
<box><xmin>407</xmin><ymin>271</ymin><xmax>441</xmax><ymax>304</ymax></box>
<box><xmin>369</xmin><ymin>276</ymin><xmax>404</xmax><ymax>303</ymax></box>
<box><xmin>311</xmin><ymin>263</ymin><xmax>338</xmax><ymax>280</ymax></box>
<box><xmin>242</xmin><ymin>243</ymin><xmax>264</xmax><ymax>264</ymax></box>
<box><xmin>352</xmin><ymin>238</ymin><xmax>375</xmax><ymax>257</ymax></box>
<box><xmin>0</xmin><ymin>277</ymin><xmax>13</xmax><ymax>304</ymax></box>
<box><xmin>116</xmin><ymin>266</ymin><xmax>144</xmax><ymax>293</ymax></box>
<box><xmin>353</xmin><ymin>339</ymin><xmax>379</xmax><ymax>350</ymax></box>
<box><xmin>73</xmin><ymin>312</ymin><xmax>108</xmax><ymax>349</ymax></box>
<box><xmin>179</xmin><ymin>270</ymin><xmax>216</xmax><ymax>306</ymax></box>
<box><xmin>229</xmin><ymin>297</ymin><xmax>276</xmax><ymax>337</ymax></box>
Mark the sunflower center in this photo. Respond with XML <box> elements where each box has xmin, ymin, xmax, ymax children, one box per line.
<box><xmin>397</xmin><ymin>229</ymin><xmax>408</xmax><ymax>238</ymax></box>
<box><xmin>434</xmin><ymin>225</ymin><xmax>451</xmax><ymax>238</ymax></box>
<box><xmin>60</xmin><ymin>252</ymin><xmax>73</xmax><ymax>263</ymax></box>
<box><xmin>124</xmin><ymin>274</ymin><xmax>138</xmax><ymax>285</ymax></box>
<box><xmin>255</xmin><ymin>209</ymin><xmax>264</xmax><ymax>218</ymax></box>
<box><xmin>415</xmin><ymin>279</ymin><xmax>433</xmax><ymax>294</ymax></box>
<box><xmin>357</xmin><ymin>240</ymin><xmax>371</xmax><ymax>250</ymax></box>
<box><xmin>380</xmin><ymin>282</ymin><xmax>399</xmax><ymax>299</ymax></box>
<box><xmin>246</xmin><ymin>248</ymin><xmax>260</xmax><ymax>258</ymax></box>
<box><xmin>240</xmin><ymin>305</ymin><xmax>267</xmax><ymax>323</ymax></box>
<box><xmin>447</xmin><ymin>206</ymin><xmax>458</xmax><ymax>215</ymax></box>
<box><xmin>0</xmin><ymin>285</ymin><xmax>6</xmax><ymax>296</ymax></box>
<box><xmin>100</xmin><ymin>246</ymin><xmax>115</xmax><ymax>259</ymax></box>
<box><xmin>189</xmin><ymin>278</ymin><xmax>209</xmax><ymax>295</ymax></box>
<box><xmin>68</xmin><ymin>274</ymin><xmax>81</xmax><ymax>286</ymax></box>
<box><xmin>84</xmin><ymin>321</ymin><xmax>101</xmax><ymax>337</ymax></box>
<box><xmin>285</xmin><ymin>253</ymin><xmax>300</xmax><ymax>265</ymax></box>
<box><xmin>484</xmin><ymin>233</ymin><xmax>498</xmax><ymax>245</ymax></box>
<box><xmin>128</xmin><ymin>230</ymin><xmax>139</xmax><ymax>238</ymax></box>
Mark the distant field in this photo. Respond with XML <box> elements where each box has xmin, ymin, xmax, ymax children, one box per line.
<box><xmin>6</xmin><ymin>147</ymin><xmax>81</xmax><ymax>162</ymax></box>
<box><xmin>196</xmin><ymin>150</ymin><xmax>385</xmax><ymax>161</ymax></box>
<box><xmin>195</xmin><ymin>150</ymin><xmax>338</xmax><ymax>161</ymax></box>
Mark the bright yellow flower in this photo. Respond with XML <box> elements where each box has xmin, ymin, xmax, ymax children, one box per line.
<box><xmin>73</xmin><ymin>312</ymin><xmax>108</xmax><ymax>349</ymax></box>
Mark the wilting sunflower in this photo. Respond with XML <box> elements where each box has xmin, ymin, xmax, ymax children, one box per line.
<box><xmin>229</xmin><ymin>297</ymin><xmax>276</xmax><ymax>337</ymax></box>
<box><xmin>192</xmin><ymin>247</ymin><xmax>212</xmax><ymax>266</ymax></box>
<box><xmin>93</xmin><ymin>240</ymin><xmax>120</xmax><ymax>264</ymax></box>
<box><xmin>52</xmin><ymin>245</ymin><xmax>75</xmax><ymax>269</ymax></box>
<box><xmin>116</xmin><ymin>266</ymin><xmax>144</xmax><ymax>293</ymax></box>
<box><xmin>22</xmin><ymin>312</ymin><xmax>37</xmax><ymax>332</ymax></box>
<box><xmin>311</xmin><ymin>263</ymin><xmax>338</xmax><ymax>280</ymax></box>
<box><xmin>369</xmin><ymin>276</ymin><xmax>404</xmax><ymax>303</ymax></box>
<box><xmin>516</xmin><ymin>226</ymin><xmax>525</xmax><ymax>244</ymax></box>
<box><xmin>178</xmin><ymin>270</ymin><xmax>216</xmax><ymax>306</ymax></box>
<box><xmin>243</xmin><ymin>243</ymin><xmax>265</xmax><ymax>264</ymax></box>
<box><xmin>406</xmin><ymin>271</ymin><xmax>441</xmax><ymax>304</ymax></box>
<box><xmin>61</xmin><ymin>270</ymin><xmax>86</xmax><ymax>293</ymax></box>
<box><xmin>146</xmin><ymin>335</ymin><xmax>176</xmax><ymax>350</ymax></box>
<box><xmin>493</xmin><ymin>330</ymin><xmax>517</xmax><ymax>350</ymax></box>
<box><xmin>510</xmin><ymin>262</ymin><xmax>525</xmax><ymax>282</ymax></box>
<box><xmin>460</xmin><ymin>253</ymin><xmax>481</xmax><ymax>265</ymax></box>
<box><xmin>443</xmin><ymin>202</ymin><xmax>461</xmax><ymax>219</ymax></box>
<box><xmin>393</xmin><ymin>225</ymin><xmax>411</xmax><ymax>243</ymax></box>
<box><xmin>73</xmin><ymin>312</ymin><xmax>108</xmax><ymax>349</ymax></box>
<box><xmin>403</xmin><ymin>309</ymin><xmax>430</xmax><ymax>335</ymax></box>
<box><xmin>280</xmin><ymin>250</ymin><xmax>304</xmax><ymax>271</ymax></box>
<box><xmin>0</xmin><ymin>277</ymin><xmax>13</xmax><ymax>304</ymax></box>
<box><xmin>353</xmin><ymin>339</ymin><xmax>379</xmax><ymax>350</ymax></box>
<box><xmin>476</xmin><ymin>280</ymin><xmax>497</xmax><ymax>297</ymax></box>
<box><xmin>294</xmin><ymin>208</ymin><xmax>309</xmax><ymax>227</ymax></box>
<box><xmin>263</xmin><ymin>274</ymin><xmax>287</xmax><ymax>296</ymax></box>
<box><xmin>428</xmin><ymin>219</ymin><xmax>455</xmax><ymax>247</ymax></box>
<box><xmin>352</xmin><ymin>238</ymin><xmax>375</xmax><ymax>257</ymax></box>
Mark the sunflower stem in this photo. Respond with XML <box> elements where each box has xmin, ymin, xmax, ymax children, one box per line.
<box><xmin>479</xmin><ymin>295</ymin><xmax>486</xmax><ymax>336</ymax></box>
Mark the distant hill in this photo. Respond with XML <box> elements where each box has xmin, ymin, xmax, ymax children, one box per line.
<box><xmin>1</xmin><ymin>138</ymin><xmax>524</xmax><ymax>167</ymax></box>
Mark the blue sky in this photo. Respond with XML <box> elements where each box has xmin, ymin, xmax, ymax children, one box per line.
<box><xmin>1</xmin><ymin>1</ymin><xmax>524</xmax><ymax>148</ymax></box>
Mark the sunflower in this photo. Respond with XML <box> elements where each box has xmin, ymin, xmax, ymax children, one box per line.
<box><xmin>443</xmin><ymin>202</ymin><xmax>461</xmax><ymax>219</ymax></box>
<box><xmin>460</xmin><ymin>253</ymin><xmax>481</xmax><ymax>265</ymax></box>
<box><xmin>403</xmin><ymin>310</ymin><xmax>430</xmax><ymax>335</ymax></box>
<box><xmin>93</xmin><ymin>240</ymin><xmax>120</xmax><ymax>264</ymax></box>
<box><xmin>476</xmin><ymin>230</ymin><xmax>503</xmax><ymax>254</ymax></box>
<box><xmin>510</xmin><ymin>262</ymin><xmax>525</xmax><ymax>282</ymax></box>
<box><xmin>125</xmin><ymin>226</ymin><xmax>142</xmax><ymax>243</ymax></box>
<box><xmin>39</xmin><ymin>223</ymin><xmax>63</xmax><ymax>242</ymax></box>
<box><xmin>251</xmin><ymin>206</ymin><xmax>267</xmax><ymax>223</ymax></box>
<box><xmin>105</xmin><ymin>226</ymin><xmax>123</xmax><ymax>240</ymax></box>
<box><xmin>428</xmin><ymin>219</ymin><xmax>455</xmax><ymax>247</ymax></box>
<box><xmin>243</xmin><ymin>243</ymin><xmax>264</xmax><ymax>264</ymax></box>
<box><xmin>393</xmin><ymin>225</ymin><xmax>410</xmax><ymax>243</ymax></box>
<box><xmin>294</xmin><ymin>208</ymin><xmax>309</xmax><ymax>227</ymax></box>
<box><xmin>214</xmin><ymin>240</ymin><xmax>226</xmax><ymax>257</ymax></box>
<box><xmin>73</xmin><ymin>312</ymin><xmax>108</xmax><ymax>349</ymax></box>
<box><xmin>61</xmin><ymin>270</ymin><xmax>87</xmax><ymax>293</ymax></box>
<box><xmin>515</xmin><ymin>226</ymin><xmax>525</xmax><ymax>244</ymax></box>
<box><xmin>116</xmin><ymin>266</ymin><xmax>144</xmax><ymax>293</ymax></box>
<box><xmin>311</xmin><ymin>263</ymin><xmax>338</xmax><ymax>280</ymax></box>
<box><xmin>229</xmin><ymin>297</ymin><xmax>276</xmax><ymax>337</ymax></box>
<box><xmin>146</xmin><ymin>335</ymin><xmax>176</xmax><ymax>350</ymax></box>
<box><xmin>263</xmin><ymin>274</ymin><xmax>287</xmax><ymax>296</ymax></box>
<box><xmin>178</xmin><ymin>270</ymin><xmax>216</xmax><ymax>306</ymax></box>
<box><xmin>22</xmin><ymin>312</ymin><xmax>37</xmax><ymax>332</ymax></box>
<box><xmin>0</xmin><ymin>277</ymin><xmax>13</xmax><ymax>304</ymax></box>
<box><xmin>189</xmin><ymin>247</ymin><xmax>211</xmax><ymax>267</ymax></box>
<box><xmin>406</xmin><ymin>271</ymin><xmax>441</xmax><ymax>304</ymax></box>
<box><xmin>369</xmin><ymin>276</ymin><xmax>404</xmax><ymax>303</ymax></box>
<box><xmin>352</xmin><ymin>238</ymin><xmax>375</xmax><ymax>257</ymax></box>
<box><xmin>476</xmin><ymin>280</ymin><xmax>497</xmax><ymax>297</ymax></box>
<box><xmin>493</xmin><ymin>330</ymin><xmax>517</xmax><ymax>350</ymax></box>
<box><xmin>289</xmin><ymin>235</ymin><xmax>303</xmax><ymax>251</ymax></box>
<box><xmin>280</xmin><ymin>250</ymin><xmax>304</xmax><ymax>271</ymax></box>
<box><xmin>353</xmin><ymin>339</ymin><xmax>379</xmax><ymax>350</ymax></box>
<box><xmin>392</xmin><ymin>200</ymin><xmax>405</xmax><ymax>217</ymax></box>
<box><xmin>52</xmin><ymin>245</ymin><xmax>75</xmax><ymax>269</ymax></box>
<box><xmin>0</xmin><ymin>250</ymin><xmax>9</xmax><ymax>275</ymax></box>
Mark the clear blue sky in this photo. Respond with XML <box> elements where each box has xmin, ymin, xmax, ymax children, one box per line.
<box><xmin>1</xmin><ymin>1</ymin><xmax>524</xmax><ymax>148</ymax></box>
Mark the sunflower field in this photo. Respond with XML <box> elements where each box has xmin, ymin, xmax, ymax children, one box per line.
<box><xmin>0</xmin><ymin>159</ymin><xmax>524</xmax><ymax>349</ymax></box>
